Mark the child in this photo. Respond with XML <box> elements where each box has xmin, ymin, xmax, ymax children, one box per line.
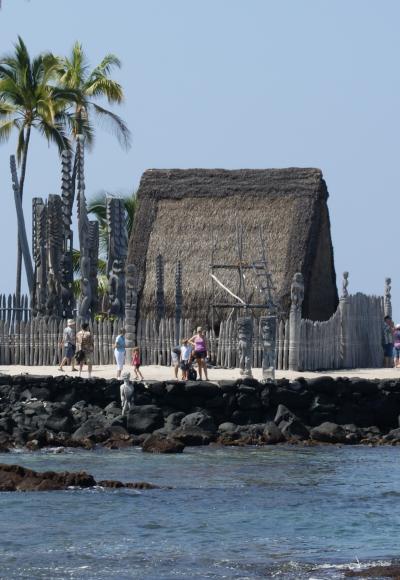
<box><xmin>180</xmin><ymin>338</ymin><xmax>192</xmax><ymax>380</ymax></box>
<box><xmin>132</xmin><ymin>346</ymin><xmax>144</xmax><ymax>380</ymax></box>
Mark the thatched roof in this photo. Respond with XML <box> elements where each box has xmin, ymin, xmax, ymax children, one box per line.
<box><xmin>127</xmin><ymin>168</ymin><xmax>338</xmax><ymax>324</ymax></box>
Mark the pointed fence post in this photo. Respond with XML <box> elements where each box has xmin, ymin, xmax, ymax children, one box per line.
<box><xmin>384</xmin><ymin>277</ymin><xmax>392</xmax><ymax>318</ymax></box>
<box><xmin>339</xmin><ymin>271</ymin><xmax>350</xmax><ymax>368</ymax></box>
<box><xmin>288</xmin><ymin>273</ymin><xmax>304</xmax><ymax>371</ymax></box>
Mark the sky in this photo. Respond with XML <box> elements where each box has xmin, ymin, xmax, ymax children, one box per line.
<box><xmin>0</xmin><ymin>0</ymin><xmax>399</xmax><ymax>316</ymax></box>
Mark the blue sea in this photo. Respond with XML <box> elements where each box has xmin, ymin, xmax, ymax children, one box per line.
<box><xmin>0</xmin><ymin>445</ymin><xmax>400</xmax><ymax>579</ymax></box>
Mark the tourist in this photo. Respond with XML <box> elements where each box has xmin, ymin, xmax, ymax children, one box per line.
<box><xmin>189</xmin><ymin>327</ymin><xmax>209</xmax><ymax>381</ymax></box>
<box><xmin>132</xmin><ymin>346</ymin><xmax>144</xmax><ymax>380</ymax></box>
<box><xmin>393</xmin><ymin>324</ymin><xmax>400</xmax><ymax>368</ymax></box>
<box><xmin>180</xmin><ymin>338</ymin><xmax>192</xmax><ymax>380</ymax></box>
<box><xmin>58</xmin><ymin>319</ymin><xmax>77</xmax><ymax>372</ymax></box>
<box><xmin>114</xmin><ymin>327</ymin><xmax>126</xmax><ymax>378</ymax></box>
<box><xmin>75</xmin><ymin>322</ymin><xmax>94</xmax><ymax>378</ymax></box>
<box><xmin>171</xmin><ymin>344</ymin><xmax>181</xmax><ymax>378</ymax></box>
<box><xmin>383</xmin><ymin>315</ymin><xmax>394</xmax><ymax>368</ymax></box>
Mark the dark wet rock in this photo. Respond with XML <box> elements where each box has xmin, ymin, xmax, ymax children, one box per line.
<box><xmin>45</xmin><ymin>414</ymin><xmax>73</xmax><ymax>433</ymax></box>
<box><xmin>270</xmin><ymin>381</ymin><xmax>313</xmax><ymax>409</ymax></box>
<box><xmin>237</xmin><ymin>391</ymin><xmax>260</xmax><ymax>410</ymax></box>
<box><xmin>181</xmin><ymin>411</ymin><xmax>216</xmax><ymax>433</ymax></box>
<box><xmin>0</xmin><ymin>463</ymin><xmax>160</xmax><ymax>492</ymax></box>
<box><xmin>0</xmin><ymin>417</ymin><xmax>14</xmax><ymax>433</ymax></box>
<box><xmin>274</xmin><ymin>404</ymin><xmax>297</xmax><ymax>425</ymax></box>
<box><xmin>172</xmin><ymin>426</ymin><xmax>215</xmax><ymax>446</ymax></box>
<box><xmin>126</xmin><ymin>405</ymin><xmax>164</xmax><ymax>435</ymax></box>
<box><xmin>71</xmin><ymin>417</ymin><xmax>109</xmax><ymax>440</ymax></box>
<box><xmin>142</xmin><ymin>433</ymin><xmax>185</xmax><ymax>453</ymax></box>
<box><xmin>236</xmin><ymin>377</ymin><xmax>260</xmax><ymax>388</ymax></box>
<box><xmin>263</xmin><ymin>421</ymin><xmax>284</xmax><ymax>444</ymax></box>
<box><xmin>344</xmin><ymin>563</ymin><xmax>400</xmax><ymax>577</ymax></box>
<box><xmin>306</xmin><ymin>376</ymin><xmax>338</xmax><ymax>395</ymax></box>
<box><xmin>0</xmin><ymin>463</ymin><xmax>96</xmax><ymax>491</ymax></box>
<box><xmin>217</xmin><ymin>381</ymin><xmax>237</xmax><ymax>393</ymax></box>
<box><xmin>218</xmin><ymin>422</ymin><xmax>238</xmax><ymax>435</ymax></box>
<box><xmin>146</xmin><ymin>381</ymin><xmax>166</xmax><ymax>396</ymax></box>
<box><xmin>279</xmin><ymin>418</ymin><xmax>310</xmax><ymax>441</ymax></box>
<box><xmin>310</xmin><ymin>422</ymin><xmax>347</xmax><ymax>443</ymax></box>
<box><xmin>164</xmin><ymin>412</ymin><xmax>186</xmax><ymax>432</ymax></box>
<box><xmin>184</xmin><ymin>381</ymin><xmax>220</xmax><ymax>398</ymax></box>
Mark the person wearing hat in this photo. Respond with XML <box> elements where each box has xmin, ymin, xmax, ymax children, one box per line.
<box><xmin>58</xmin><ymin>319</ymin><xmax>77</xmax><ymax>372</ymax></box>
<box><xmin>393</xmin><ymin>324</ymin><xmax>400</xmax><ymax>368</ymax></box>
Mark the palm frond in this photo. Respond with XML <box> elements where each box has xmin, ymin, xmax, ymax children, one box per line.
<box><xmin>0</xmin><ymin>118</ymin><xmax>18</xmax><ymax>142</ymax></box>
<box><xmin>90</xmin><ymin>102</ymin><xmax>131</xmax><ymax>150</ymax></box>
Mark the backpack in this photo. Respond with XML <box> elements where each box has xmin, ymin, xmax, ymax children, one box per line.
<box><xmin>188</xmin><ymin>367</ymin><xmax>197</xmax><ymax>381</ymax></box>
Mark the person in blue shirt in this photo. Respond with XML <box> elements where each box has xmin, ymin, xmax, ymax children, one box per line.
<box><xmin>114</xmin><ymin>328</ymin><xmax>126</xmax><ymax>378</ymax></box>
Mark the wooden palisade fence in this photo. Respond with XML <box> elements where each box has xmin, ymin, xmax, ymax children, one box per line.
<box><xmin>0</xmin><ymin>275</ymin><xmax>389</xmax><ymax>370</ymax></box>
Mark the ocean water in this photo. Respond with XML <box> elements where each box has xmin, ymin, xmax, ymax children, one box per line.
<box><xmin>0</xmin><ymin>445</ymin><xmax>400</xmax><ymax>579</ymax></box>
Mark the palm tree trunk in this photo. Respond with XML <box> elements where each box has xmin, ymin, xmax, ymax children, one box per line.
<box><xmin>15</xmin><ymin>124</ymin><xmax>31</xmax><ymax>309</ymax></box>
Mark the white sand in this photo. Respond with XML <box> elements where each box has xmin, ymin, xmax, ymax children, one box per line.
<box><xmin>0</xmin><ymin>364</ymin><xmax>399</xmax><ymax>381</ymax></box>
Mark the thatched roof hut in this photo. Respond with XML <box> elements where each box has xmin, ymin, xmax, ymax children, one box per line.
<box><xmin>127</xmin><ymin>168</ymin><xmax>338</xmax><ymax>324</ymax></box>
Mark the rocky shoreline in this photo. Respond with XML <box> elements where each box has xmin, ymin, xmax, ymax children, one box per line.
<box><xmin>1</xmin><ymin>373</ymin><xmax>400</xmax><ymax>452</ymax></box>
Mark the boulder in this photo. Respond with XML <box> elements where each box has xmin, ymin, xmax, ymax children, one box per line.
<box><xmin>184</xmin><ymin>381</ymin><xmax>220</xmax><ymax>398</ymax></box>
<box><xmin>71</xmin><ymin>417</ymin><xmax>109</xmax><ymax>440</ymax></box>
<box><xmin>0</xmin><ymin>463</ymin><xmax>160</xmax><ymax>491</ymax></box>
<box><xmin>164</xmin><ymin>412</ymin><xmax>186</xmax><ymax>432</ymax></box>
<box><xmin>218</xmin><ymin>422</ymin><xmax>238</xmax><ymax>435</ymax></box>
<box><xmin>279</xmin><ymin>418</ymin><xmax>310</xmax><ymax>441</ymax></box>
<box><xmin>172</xmin><ymin>426</ymin><xmax>215</xmax><ymax>446</ymax></box>
<box><xmin>270</xmin><ymin>382</ymin><xmax>313</xmax><ymax>409</ymax></box>
<box><xmin>310</xmin><ymin>422</ymin><xmax>347</xmax><ymax>443</ymax></box>
<box><xmin>45</xmin><ymin>414</ymin><xmax>73</xmax><ymax>434</ymax></box>
<box><xmin>142</xmin><ymin>433</ymin><xmax>185</xmax><ymax>453</ymax></box>
<box><xmin>126</xmin><ymin>405</ymin><xmax>164</xmax><ymax>435</ymax></box>
<box><xmin>181</xmin><ymin>411</ymin><xmax>216</xmax><ymax>433</ymax></box>
<box><xmin>263</xmin><ymin>421</ymin><xmax>284</xmax><ymax>444</ymax></box>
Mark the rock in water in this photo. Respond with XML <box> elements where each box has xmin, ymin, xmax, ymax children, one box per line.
<box><xmin>142</xmin><ymin>433</ymin><xmax>185</xmax><ymax>453</ymax></box>
<box><xmin>0</xmin><ymin>463</ymin><xmax>160</xmax><ymax>492</ymax></box>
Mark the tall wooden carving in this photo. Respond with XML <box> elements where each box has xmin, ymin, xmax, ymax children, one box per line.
<box><xmin>60</xmin><ymin>150</ymin><xmax>75</xmax><ymax>318</ymax></box>
<box><xmin>125</xmin><ymin>263</ymin><xmax>138</xmax><ymax>348</ymax></box>
<box><xmin>288</xmin><ymin>272</ymin><xmax>304</xmax><ymax>371</ymax></box>
<box><xmin>76</xmin><ymin>135</ymin><xmax>92</xmax><ymax>321</ymax></box>
<box><xmin>260</xmin><ymin>315</ymin><xmax>276</xmax><ymax>381</ymax></box>
<box><xmin>46</xmin><ymin>194</ymin><xmax>63</xmax><ymax>317</ymax></box>
<box><xmin>106</xmin><ymin>197</ymin><xmax>128</xmax><ymax>318</ymax></box>
<box><xmin>32</xmin><ymin>197</ymin><xmax>47</xmax><ymax>317</ymax></box>
<box><xmin>238</xmin><ymin>316</ymin><xmax>253</xmax><ymax>377</ymax></box>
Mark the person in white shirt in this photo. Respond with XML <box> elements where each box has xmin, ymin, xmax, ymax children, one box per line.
<box><xmin>58</xmin><ymin>319</ymin><xmax>77</xmax><ymax>372</ymax></box>
<box><xmin>180</xmin><ymin>339</ymin><xmax>193</xmax><ymax>380</ymax></box>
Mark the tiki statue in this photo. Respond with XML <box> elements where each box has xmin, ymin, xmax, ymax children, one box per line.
<box><xmin>290</xmin><ymin>272</ymin><xmax>304</xmax><ymax>311</ymax></box>
<box><xmin>109</xmin><ymin>259</ymin><xmax>125</xmax><ymax>317</ymax></box>
<box><xmin>260</xmin><ymin>315</ymin><xmax>276</xmax><ymax>381</ymax></box>
<box><xmin>238</xmin><ymin>316</ymin><xmax>253</xmax><ymax>378</ymax></box>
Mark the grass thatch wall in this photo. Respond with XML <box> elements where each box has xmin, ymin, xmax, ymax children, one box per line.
<box><xmin>127</xmin><ymin>168</ymin><xmax>338</xmax><ymax>325</ymax></box>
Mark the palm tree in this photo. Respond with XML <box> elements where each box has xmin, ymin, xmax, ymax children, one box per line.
<box><xmin>56</xmin><ymin>42</ymin><xmax>131</xmax><ymax>170</ymax></box>
<box><xmin>0</xmin><ymin>36</ymin><xmax>76</xmax><ymax>303</ymax></box>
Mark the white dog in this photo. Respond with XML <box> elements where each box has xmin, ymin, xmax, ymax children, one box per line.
<box><xmin>120</xmin><ymin>371</ymin><xmax>135</xmax><ymax>416</ymax></box>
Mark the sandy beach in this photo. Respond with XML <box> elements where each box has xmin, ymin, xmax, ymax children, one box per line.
<box><xmin>1</xmin><ymin>364</ymin><xmax>399</xmax><ymax>381</ymax></box>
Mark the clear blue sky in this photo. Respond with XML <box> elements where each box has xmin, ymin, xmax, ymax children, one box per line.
<box><xmin>0</xmin><ymin>0</ymin><xmax>399</xmax><ymax>316</ymax></box>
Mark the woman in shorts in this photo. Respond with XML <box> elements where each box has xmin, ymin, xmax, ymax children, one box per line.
<box><xmin>189</xmin><ymin>327</ymin><xmax>209</xmax><ymax>381</ymax></box>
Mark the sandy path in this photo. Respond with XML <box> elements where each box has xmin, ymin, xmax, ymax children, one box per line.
<box><xmin>0</xmin><ymin>364</ymin><xmax>399</xmax><ymax>381</ymax></box>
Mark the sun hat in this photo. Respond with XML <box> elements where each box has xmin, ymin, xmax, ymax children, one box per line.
<box><xmin>67</xmin><ymin>319</ymin><xmax>75</xmax><ymax>325</ymax></box>
<box><xmin>396</xmin><ymin>324</ymin><xmax>400</xmax><ymax>330</ymax></box>
<box><xmin>197</xmin><ymin>326</ymin><xmax>203</xmax><ymax>332</ymax></box>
